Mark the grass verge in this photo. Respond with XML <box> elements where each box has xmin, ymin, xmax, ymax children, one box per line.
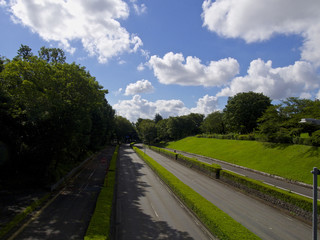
<box><xmin>84</xmin><ymin>145</ymin><xmax>119</xmax><ymax>240</ymax></box>
<box><xmin>133</xmin><ymin>146</ymin><xmax>260</xmax><ymax>240</ymax></box>
<box><xmin>166</xmin><ymin>137</ymin><xmax>320</xmax><ymax>185</ymax></box>
<box><xmin>0</xmin><ymin>193</ymin><xmax>50</xmax><ymax>239</ymax></box>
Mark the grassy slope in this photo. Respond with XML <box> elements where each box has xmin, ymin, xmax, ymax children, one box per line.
<box><xmin>166</xmin><ymin>137</ymin><xmax>320</xmax><ymax>185</ymax></box>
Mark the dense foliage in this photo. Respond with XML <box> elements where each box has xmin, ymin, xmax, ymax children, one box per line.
<box><xmin>0</xmin><ymin>45</ymin><xmax>115</xmax><ymax>188</ymax></box>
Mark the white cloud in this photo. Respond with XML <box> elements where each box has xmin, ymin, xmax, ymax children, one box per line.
<box><xmin>133</xmin><ymin>3</ymin><xmax>146</xmax><ymax>15</ymax></box>
<box><xmin>217</xmin><ymin>59</ymin><xmax>320</xmax><ymax>100</ymax></box>
<box><xmin>113</xmin><ymin>94</ymin><xmax>219</xmax><ymax>122</ymax></box>
<box><xmin>7</xmin><ymin>0</ymin><xmax>142</xmax><ymax>63</ymax></box>
<box><xmin>191</xmin><ymin>94</ymin><xmax>219</xmax><ymax>115</ymax></box>
<box><xmin>114</xmin><ymin>88</ymin><xmax>123</xmax><ymax>96</ymax></box>
<box><xmin>148</xmin><ymin>52</ymin><xmax>239</xmax><ymax>87</ymax></box>
<box><xmin>137</xmin><ymin>62</ymin><xmax>145</xmax><ymax>71</ymax></box>
<box><xmin>124</xmin><ymin>79</ymin><xmax>154</xmax><ymax>95</ymax></box>
<box><xmin>202</xmin><ymin>0</ymin><xmax>320</xmax><ymax>66</ymax></box>
<box><xmin>0</xmin><ymin>0</ymin><xmax>7</xmax><ymax>6</ymax></box>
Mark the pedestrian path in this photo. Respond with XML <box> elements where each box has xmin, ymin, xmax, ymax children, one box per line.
<box><xmin>165</xmin><ymin>147</ymin><xmax>319</xmax><ymax>199</ymax></box>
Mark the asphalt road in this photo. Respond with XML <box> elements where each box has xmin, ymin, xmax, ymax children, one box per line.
<box><xmin>166</xmin><ymin>148</ymin><xmax>317</xmax><ymax>199</ymax></box>
<box><xmin>116</xmin><ymin>145</ymin><xmax>212</xmax><ymax>240</ymax></box>
<box><xmin>11</xmin><ymin>147</ymin><xmax>115</xmax><ymax>240</ymax></box>
<box><xmin>143</xmin><ymin>146</ymin><xmax>319</xmax><ymax>240</ymax></box>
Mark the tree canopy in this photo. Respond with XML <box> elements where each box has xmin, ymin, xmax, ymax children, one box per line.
<box><xmin>224</xmin><ymin>91</ymin><xmax>271</xmax><ymax>134</ymax></box>
<box><xmin>0</xmin><ymin>45</ymin><xmax>115</xmax><ymax>187</ymax></box>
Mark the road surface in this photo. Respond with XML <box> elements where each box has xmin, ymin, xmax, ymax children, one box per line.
<box><xmin>11</xmin><ymin>147</ymin><xmax>115</xmax><ymax>240</ymax></box>
<box><xmin>116</xmin><ymin>145</ymin><xmax>212</xmax><ymax>240</ymax></box>
<box><xmin>144</xmin><ymin>146</ymin><xmax>319</xmax><ymax>240</ymax></box>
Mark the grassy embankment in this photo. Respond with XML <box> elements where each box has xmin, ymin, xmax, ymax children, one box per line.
<box><xmin>166</xmin><ymin>137</ymin><xmax>320</xmax><ymax>185</ymax></box>
<box><xmin>84</xmin><ymin>145</ymin><xmax>119</xmax><ymax>240</ymax></box>
<box><xmin>133</xmin><ymin>146</ymin><xmax>260</xmax><ymax>240</ymax></box>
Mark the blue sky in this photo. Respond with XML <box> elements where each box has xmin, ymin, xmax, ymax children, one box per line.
<box><xmin>1</xmin><ymin>0</ymin><xmax>319</xmax><ymax>122</ymax></box>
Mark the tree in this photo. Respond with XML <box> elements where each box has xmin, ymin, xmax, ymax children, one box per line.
<box><xmin>38</xmin><ymin>46</ymin><xmax>66</xmax><ymax>63</ymax></box>
<box><xmin>154</xmin><ymin>113</ymin><xmax>163</xmax><ymax>124</ymax></box>
<box><xmin>16</xmin><ymin>44</ymin><xmax>33</xmax><ymax>60</ymax></box>
<box><xmin>201</xmin><ymin>111</ymin><xmax>225</xmax><ymax>134</ymax></box>
<box><xmin>137</xmin><ymin>119</ymin><xmax>157</xmax><ymax>144</ymax></box>
<box><xmin>224</xmin><ymin>91</ymin><xmax>271</xmax><ymax>133</ymax></box>
<box><xmin>114</xmin><ymin>116</ymin><xmax>135</xmax><ymax>143</ymax></box>
<box><xmin>0</xmin><ymin>45</ymin><xmax>115</xmax><ymax>187</ymax></box>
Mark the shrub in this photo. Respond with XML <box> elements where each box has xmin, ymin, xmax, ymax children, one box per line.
<box><xmin>311</xmin><ymin>130</ymin><xmax>320</xmax><ymax>146</ymax></box>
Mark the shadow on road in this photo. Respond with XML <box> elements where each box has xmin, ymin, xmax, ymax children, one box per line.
<box><xmin>117</xmin><ymin>145</ymin><xmax>194</xmax><ymax>240</ymax></box>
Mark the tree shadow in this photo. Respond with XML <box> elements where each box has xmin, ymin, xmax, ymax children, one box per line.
<box><xmin>13</xmin><ymin>147</ymin><xmax>115</xmax><ymax>240</ymax></box>
<box><xmin>116</xmin><ymin>145</ymin><xmax>195</xmax><ymax>240</ymax></box>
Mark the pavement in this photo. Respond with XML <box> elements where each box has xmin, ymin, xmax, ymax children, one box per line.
<box><xmin>1</xmin><ymin>146</ymin><xmax>114</xmax><ymax>240</ymax></box>
<box><xmin>164</xmin><ymin>147</ymin><xmax>319</xmax><ymax>199</ymax></box>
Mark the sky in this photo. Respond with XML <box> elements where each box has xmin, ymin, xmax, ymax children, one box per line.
<box><xmin>0</xmin><ymin>0</ymin><xmax>320</xmax><ymax>122</ymax></box>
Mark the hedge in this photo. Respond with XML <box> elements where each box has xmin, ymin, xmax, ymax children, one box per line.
<box><xmin>220</xmin><ymin>170</ymin><xmax>320</xmax><ymax>216</ymax></box>
<box><xmin>84</xmin><ymin>145</ymin><xmax>119</xmax><ymax>240</ymax></box>
<box><xmin>133</xmin><ymin>146</ymin><xmax>260</xmax><ymax>240</ymax></box>
<box><xmin>149</xmin><ymin>145</ymin><xmax>221</xmax><ymax>178</ymax></box>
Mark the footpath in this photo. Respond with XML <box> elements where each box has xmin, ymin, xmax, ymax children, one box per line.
<box><xmin>0</xmin><ymin>146</ymin><xmax>114</xmax><ymax>240</ymax></box>
<box><xmin>165</xmin><ymin>147</ymin><xmax>318</xmax><ymax>199</ymax></box>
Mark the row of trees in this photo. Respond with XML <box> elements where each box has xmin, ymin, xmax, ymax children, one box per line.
<box><xmin>0</xmin><ymin>45</ymin><xmax>117</xmax><ymax>187</ymax></box>
<box><xmin>135</xmin><ymin>92</ymin><xmax>320</xmax><ymax>145</ymax></box>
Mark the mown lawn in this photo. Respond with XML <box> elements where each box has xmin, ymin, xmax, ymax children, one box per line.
<box><xmin>166</xmin><ymin>137</ymin><xmax>320</xmax><ymax>185</ymax></box>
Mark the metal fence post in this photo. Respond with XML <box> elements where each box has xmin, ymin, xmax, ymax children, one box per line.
<box><xmin>312</xmin><ymin>167</ymin><xmax>320</xmax><ymax>240</ymax></box>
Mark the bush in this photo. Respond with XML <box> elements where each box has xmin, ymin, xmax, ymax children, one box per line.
<box><xmin>311</xmin><ymin>130</ymin><xmax>320</xmax><ymax>146</ymax></box>
<box><xmin>220</xmin><ymin>170</ymin><xmax>319</xmax><ymax>215</ymax></box>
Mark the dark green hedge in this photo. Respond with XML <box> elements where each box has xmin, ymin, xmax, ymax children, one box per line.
<box><xmin>220</xmin><ymin>170</ymin><xmax>319</xmax><ymax>214</ymax></box>
<box><xmin>149</xmin><ymin>145</ymin><xmax>221</xmax><ymax>178</ymax></box>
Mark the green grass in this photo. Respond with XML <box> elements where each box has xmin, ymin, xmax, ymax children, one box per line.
<box><xmin>133</xmin><ymin>146</ymin><xmax>260</xmax><ymax>240</ymax></box>
<box><xmin>166</xmin><ymin>137</ymin><xmax>320</xmax><ymax>185</ymax></box>
<box><xmin>84</xmin><ymin>145</ymin><xmax>119</xmax><ymax>240</ymax></box>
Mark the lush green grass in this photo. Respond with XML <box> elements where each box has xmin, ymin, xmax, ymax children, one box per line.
<box><xmin>133</xmin><ymin>146</ymin><xmax>260</xmax><ymax>240</ymax></box>
<box><xmin>166</xmin><ymin>137</ymin><xmax>320</xmax><ymax>185</ymax></box>
<box><xmin>84</xmin><ymin>145</ymin><xmax>119</xmax><ymax>240</ymax></box>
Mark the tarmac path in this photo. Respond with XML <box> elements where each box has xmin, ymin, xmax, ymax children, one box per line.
<box><xmin>11</xmin><ymin>147</ymin><xmax>114</xmax><ymax>240</ymax></box>
<box><xmin>165</xmin><ymin>147</ymin><xmax>318</xmax><ymax>199</ymax></box>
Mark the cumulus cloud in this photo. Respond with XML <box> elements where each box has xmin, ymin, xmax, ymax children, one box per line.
<box><xmin>0</xmin><ymin>0</ymin><xmax>6</xmax><ymax>6</ymax></box>
<box><xmin>217</xmin><ymin>59</ymin><xmax>320</xmax><ymax>99</ymax></box>
<box><xmin>191</xmin><ymin>94</ymin><xmax>219</xmax><ymax>115</ymax></box>
<box><xmin>201</xmin><ymin>0</ymin><xmax>320</xmax><ymax>66</ymax></box>
<box><xmin>148</xmin><ymin>52</ymin><xmax>239</xmax><ymax>87</ymax></box>
<box><xmin>7</xmin><ymin>0</ymin><xmax>142</xmax><ymax>63</ymax></box>
<box><xmin>137</xmin><ymin>62</ymin><xmax>145</xmax><ymax>71</ymax></box>
<box><xmin>124</xmin><ymin>79</ymin><xmax>154</xmax><ymax>95</ymax></box>
<box><xmin>113</xmin><ymin>94</ymin><xmax>219</xmax><ymax>122</ymax></box>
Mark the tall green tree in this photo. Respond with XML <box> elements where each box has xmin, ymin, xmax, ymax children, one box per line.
<box><xmin>224</xmin><ymin>91</ymin><xmax>271</xmax><ymax>133</ymax></box>
<box><xmin>201</xmin><ymin>111</ymin><xmax>225</xmax><ymax>134</ymax></box>
<box><xmin>0</xmin><ymin>45</ymin><xmax>115</xmax><ymax>187</ymax></box>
